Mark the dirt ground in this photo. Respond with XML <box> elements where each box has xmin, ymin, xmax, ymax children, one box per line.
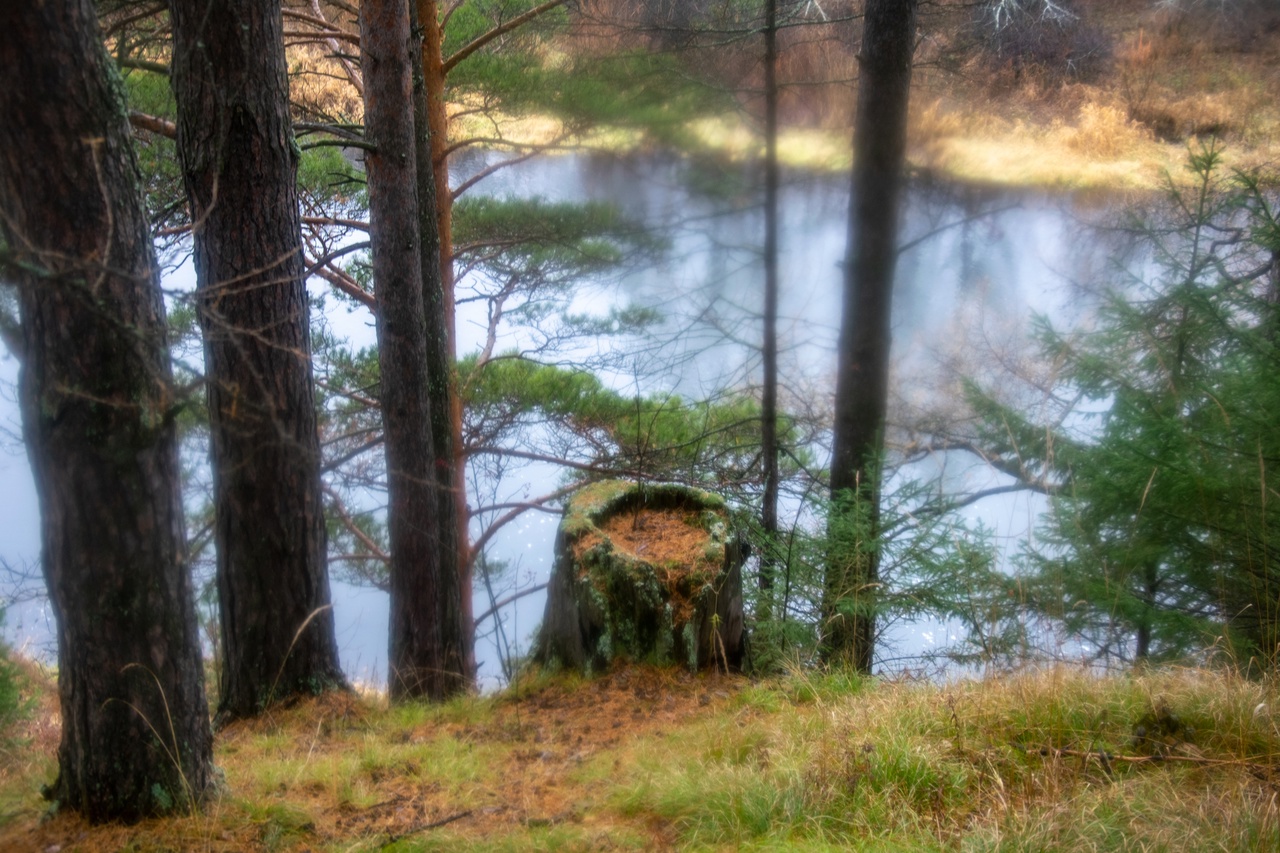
<box><xmin>0</xmin><ymin>664</ymin><xmax>749</xmax><ymax>851</ymax></box>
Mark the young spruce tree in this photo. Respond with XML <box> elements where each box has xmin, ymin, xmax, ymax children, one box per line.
<box><xmin>970</xmin><ymin>147</ymin><xmax>1280</xmax><ymax>666</ymax></box>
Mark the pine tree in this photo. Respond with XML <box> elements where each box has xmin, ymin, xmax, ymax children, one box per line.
<box><xmin>0</xmin><ymin>0</ymin><xmax>214</xmax><ymax>820</ymax></box>
<box><xmin>971</xmin><ymin>147</ymin><xmax>1280</xmax><ymax>666</ymax></box>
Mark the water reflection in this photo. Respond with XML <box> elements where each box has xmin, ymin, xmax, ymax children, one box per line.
<box><xmin>0</xmin><ymin>150</ymin><xmax>1134</xmax><ymax>689</ymax></box>
<box><xmin>451</xmin><ymin>150</ymin><xmax>1126</xmax><ymax>683</ymax></box>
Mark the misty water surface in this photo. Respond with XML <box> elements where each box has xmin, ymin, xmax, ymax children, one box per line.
<box><xmin>0</xmin><ymin>150</ymin><xmax>1127</xmax><ymax>688</ymax></box>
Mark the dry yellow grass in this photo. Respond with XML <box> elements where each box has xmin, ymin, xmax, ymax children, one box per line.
<box><xmin>1</xmin><ymin>664</ymin><xmax>1276</xmax><ymax>851</ymax></box>
<box><xmin>274</xmin><ymin>2</ymin><xmax>1280</xmax><ymax>192</ymax></box>
<box><xmin>287</xmin><ymin>43</ymin><xmax>363</xmax><ymax>123</ymax></box>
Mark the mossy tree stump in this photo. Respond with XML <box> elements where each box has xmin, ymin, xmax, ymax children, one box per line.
<box><xmin>534</xmin><ymin>480</ymin><xmax>746</xmax><ymax>673</ymax></box>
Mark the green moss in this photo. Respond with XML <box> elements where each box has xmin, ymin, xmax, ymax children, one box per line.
<box><xmin>561</xmin><ymin>479</ymin><xmax>632</xmax><ymax>538</ymax></box>
<box><xmin>562</xmin><ymin>480</ymin><xmax>726</xmax><ymax>541</ymax></box>
<box><xmin>682</xmin><ymin>621</ymin><xmax>698</xmax><ymax>670</ymax></box>
<box><xmin>149</xmin><ymin>782</ymin><xmax>173</xmax><ymax>812</ymax></box>
<box><xmin>555</xmin><ymin>480</ymin><xmax>744</xmax><ymax>671</ymax></box>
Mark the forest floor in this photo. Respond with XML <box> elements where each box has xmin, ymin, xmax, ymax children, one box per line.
<box><xmin>3</xmin><ymin>5</ymin><xmax>1280</xmax><ymax>852</ymax></box>
<box><xmin>1</xmin><ymin>662</ymin><xmax>1278</xmax><ymax>851</ymax></box>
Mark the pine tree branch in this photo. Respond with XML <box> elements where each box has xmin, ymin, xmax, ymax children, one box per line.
<box><xmin>443</xmin><ymin>0</ymin><xmax>570</xmax><ymax>75</ymax></box>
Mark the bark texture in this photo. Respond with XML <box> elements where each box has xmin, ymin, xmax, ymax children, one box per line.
<box><xmin>0</xmin><ymin>0</ymin><xmax>213</xmax><ymax>821</ymax></box>
<box><xmin>169</xmin><ymin>0</ymin><xmax>345</xmax><ymax>719</ymax></box>
<box><xmin>759</xmin><ymin>0</ymin><xmax>781</xmax><ymax>608</ymax></box>
<box><xmin>411</xmin><ymin>0</ymin><xmax>474</xmax><ymax>686</ymax></box>
<box><xmin>363</xmin><ymin>0</ymin><xmax>467</xmax><ymax>699</ymax></box>
<box><xmin>825</xmin><ymin>0</ymin><xmax>918</xmax><ymax>672</ymax></box>
<box><xmin>412</xmin><ymin>0</ymin><xmax>571</xmax><ymax>679</ymax></box>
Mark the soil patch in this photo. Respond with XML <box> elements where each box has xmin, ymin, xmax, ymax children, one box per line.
<box><xmin>429</xmin><ymin>664</ymin><xmax>746</xmax><ymax>844</ymax></box>
<box><xmin>0</xmin><ymin>666</ymin><xmax>748</xmax><ymax>851</ymax></box>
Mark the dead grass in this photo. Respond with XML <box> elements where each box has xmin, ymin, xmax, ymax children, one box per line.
<box><xmin>275</xmin><ymin>1</ymin><xmax>1280</xmax><ymax>190</ymax></box>
<box><xmin>619</xmin><ymin>666</ymin><xmax>1280</xmax><ymax>850</ymax></box>
<box><xmin>0</xmin><ymin>664</ymin><xmax>741</xmax><ymax>851</ymax></box>
<box><xmin>907</xmin><ymin>3</ymin><xmax>1280</xmax><ymax>189</ymax></box>
<box><xmin>288</xmin><ymin>43</ymin><xmax>363</xmax><ymax>123</ymax></box>
<box><xmin>1</xmin><ymin>664</ymin><xmax>1276</xmax><ymax>851</ymax></box>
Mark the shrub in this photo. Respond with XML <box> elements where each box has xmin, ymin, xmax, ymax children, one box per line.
<box><xmin>971</xmin><ymin>0</ymin><xmax>1113</xmax><ymax>84</ymax></box>
<box><xmin>0</xmin><ymin>612</ymin><xmax>27</xmax><ymax>739</ymax></box>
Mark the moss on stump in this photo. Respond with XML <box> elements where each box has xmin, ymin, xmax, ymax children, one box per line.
<box><xmin>534</xmin><ymin>480</ymin><xmax>746</xmax><ymax>674</ymax></box>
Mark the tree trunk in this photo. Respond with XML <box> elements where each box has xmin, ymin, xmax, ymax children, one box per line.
<box><xmin>413</xmin><ymin>1</ymin><xmax>573</xmax><ymax>668</ymax></box>
<box><xmin>0</xmin><ymin>0</ymin><xmax>213</xmax><ymax>821</ymax></box>
<box><xmin>824</xmin><ymin>0</ymin><xmax>917</xmax><ymax>672</ymax></box>
<box><xmin>362</xmin><ymin>0</ymin><xmax>467</xmax><ymax>700</ymax></box>
<box><xmin>410</xmin><ymin>0</ymin><xmax>474</xmax><ymax>688</ymax></box>
<box><xmin>417</xmin><ymin>0</ymin><xmax>475</xmax><ymax>666</ymax></box>
<box><xmin>169</xmin><ymin>0</ymin><xmax>345</xmax><ymax>719</ymax></box>
<box><xmin>759</xmin><ymin>0</ymin><xmax>781</xmax><ymax>616</ymax></box>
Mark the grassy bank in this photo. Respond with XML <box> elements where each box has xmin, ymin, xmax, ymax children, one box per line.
<box><xmin>446</xmin><ymin>2</ymin><xmax>1280</xmax><ymax>190</ymax></box>
<box><xmin>280</xmin><ymin>1</ymin><xmax>1280</xmax><ymax>191</ymax></box>
<box><xmin>1</xmin><ymin>663</ymin><xmax>1277</xmax><ymax>851</ymax></box>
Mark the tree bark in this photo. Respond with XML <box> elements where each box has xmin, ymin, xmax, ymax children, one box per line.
<box><xmin>759</xmin><ymin>0</ymin><xmax>781</xmax><ymax>614</ymax></box>
<box><xmin>169</xmin><ymin>0</ymin><xmax>346</xmax><ymax>719</ymax></box>
<box><xmin>410</xmin><ymin>0</ymin><xmax>474</xmax><ymax>687</ymax></box>
<box><xmin>824</xmin><ymin>0</ymin><xmax>917</xmax><ymax>672</ymax></box>
<box><xmin>412</xmin><ymin>0</ymin><xmax>572</xmax><ymax>668</ymax></box>
<box><xmin>363</xmin><ymin>0</ymin><xmax>467</xmax><ymax>699</ymax></box>
<box><xmin>0</xmin><ymin>0</ymin><xmax>213</xmax><ymax>821</ymax></box>
<box><xmin>417</xmin><ymin>0</ymin><xmax>475</xmax><ymax>660</ymax></box>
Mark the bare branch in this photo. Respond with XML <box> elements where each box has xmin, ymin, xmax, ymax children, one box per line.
<box><xmin>468</xmin><ymin>482</ymin><xmax>578</xmax><ymax>565</ymax></box>
<box><xmin>468</xmin><ymin>444</ymin><xmax>641</xmax><ymax>478</ymax></box>
<box><xmin>473</xmin><ymin>583</ymin><xmax>549</xmax><ymax>627</ymax></box>
<box><xmin>310</xmin><ymin>263</ymin><xmax>376</xmax><ymax>311</ymax></box>
<box><xmin>128</xmin><ymin>110</ymin><xmax>176</xmax><ymax>139</ymax></box>
<box><xmin>118</xmin><ymin>56</ymin><xmax>169</xmax><ymax>76</ymax></box>
<box><xmin>451</xmin><ymin>148</ymin><xmax>545</xmax><ymax>201</ymax></box>
<box><xmin>304</xmin><ymin>0</ymin><xmax>364</xmax><ymax>95</ymax></box>
<box><xmin>302</xmin><ymin>215</ymin><xmax>370</xmax><ymax>232</ymax></box>
<box><xmin>305</xmin><ymin>240</ymin><xmax>371</xmax><ymax>277</ymax></box>
<box><xmin>321</xmin><ymin>486</ymin><xmax>390</xmax><ymax>572</ymax></box>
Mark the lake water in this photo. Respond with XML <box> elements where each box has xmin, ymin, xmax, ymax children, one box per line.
<box><xmin>0</xmin><ymin>150</ymin><xmax>1127</xmax><ymax>688</ymax></box>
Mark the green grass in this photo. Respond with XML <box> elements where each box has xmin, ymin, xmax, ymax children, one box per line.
<box><xmin>614</xmin><ymin>668</ymin><xmax>1279</xmax><ymax>851</ymax></box>
<box><xmin>1</xmin><ymin>666</ymin><xmax>1277</xmax><ymax>850</ymax></box>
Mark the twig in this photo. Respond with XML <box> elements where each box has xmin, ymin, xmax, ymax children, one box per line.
<box><xmin>380</xmin><ymin>810</ymin><xmax>473</xmax><ymax>847</ymax></box>
<box><xmin>1028</xmin><ymin>745</ymin><xmax>1279</xmax><ymax>774</ymax></box>
<box><xmin>474</xmin><ymin>583</ymin><xmax>549</xmax><ymax>627</ymax></box>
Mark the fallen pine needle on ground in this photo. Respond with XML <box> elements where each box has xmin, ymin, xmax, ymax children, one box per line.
<box><xmin>0</xmin><ymin>663</ymin><xmax>1278</xmax><ymax>851</ymax></box>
